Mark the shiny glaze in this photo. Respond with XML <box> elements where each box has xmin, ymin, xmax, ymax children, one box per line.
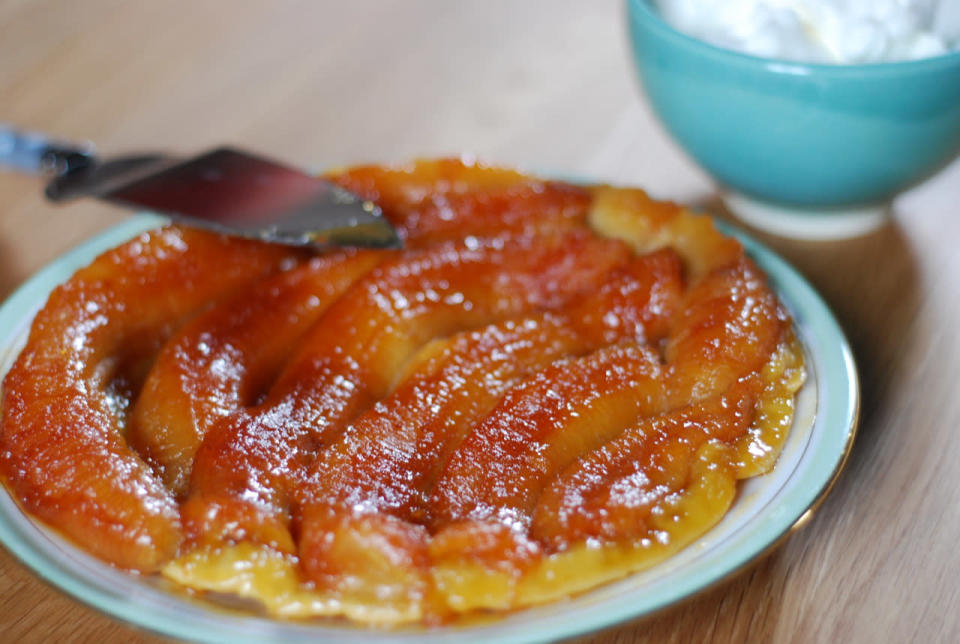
<box><xmin>532</xmin><ymin>376</ymin><xmax>762</xmax><ymax>548</ymax></box>
<box><xmin>129</xmin><ymin>250</ymin><xmax>384</xmax><ymax>497</ymax></box>
<box><xmin>424</xmin><ymin>256</ymin><xmax>787</xmax><ymax>587</ymax></box>
<box><xmin>330</xmin><ymin>159</ymin><xmax>591</xmax><ymax>246</ymax></box>
<box><xmin>297</xmin><ymin>251</ymin><xmax>684</xmax><ymax>591</ymax></box>
<box><xmin>430</xmin><ymin>342</ymin><xmax>666</xmax><ymax>528</ymax></box>
<box><xmin>181</xmin><ymin>231</ymin><xmax>631</xmax><ymax>552</ymax></box>
<box><xmin>303</xmin><ymin>251</ymin><xmax>683</xmax><ymax>521</ymax></box>
<box><xmin>664</xmin><ymin>257</ymin><xmax>787</xmax><ymax>406</ymax></box>
<box><xmin>0</xmin><ymin>159</ymin><xmax>805</xmax><ymax>623</ymax></box>
<box><xmin>0</xmin><ymin>228</ymin><xmax>297</xmax><ymax>570</ymax></box>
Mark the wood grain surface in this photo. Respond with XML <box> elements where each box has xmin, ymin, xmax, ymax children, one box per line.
<box><xmin>1</xmin><ymin>1</ymin><xmax>958</xmax><ymax>642</ymax></box>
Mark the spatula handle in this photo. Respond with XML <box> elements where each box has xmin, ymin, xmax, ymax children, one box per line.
<box><xmin>0</xmin><ymin>124</ymin><xmax>96</xmax><ymax>176</ymax></box>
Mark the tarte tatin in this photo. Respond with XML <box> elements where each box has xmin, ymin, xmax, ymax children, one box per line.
<box><xmin>0</xmin><ymin>159</ymin><xmax>804</xmax><ymax>625</ymax></box>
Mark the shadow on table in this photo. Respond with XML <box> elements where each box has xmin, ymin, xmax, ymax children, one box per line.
<box><xmin>575</xmin><ymin>552</ymin><xmax>785</xmax><ymax>642</ymax></box>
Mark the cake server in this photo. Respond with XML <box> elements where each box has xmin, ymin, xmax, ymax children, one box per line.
<box><xmin>0</xmin><ymin>124</ymin><xmax>402</xmax><ymax>249</ymax></box>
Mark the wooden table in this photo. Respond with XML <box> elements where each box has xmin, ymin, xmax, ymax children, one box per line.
<box><xmin>1</xmin><ymin>2</ymin><xmax>958</xmax><ymax>642</ymax></box>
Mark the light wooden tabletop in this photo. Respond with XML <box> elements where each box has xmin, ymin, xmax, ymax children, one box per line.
<box><xmin>1</xmin><ymin>2</ymin><xmax>958</xmax><ymax>642</ymax></box>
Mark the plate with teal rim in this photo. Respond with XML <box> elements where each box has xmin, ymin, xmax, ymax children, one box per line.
<box><xmin>0</xmin><ymin>213</ymin><xmax>858</xmax><ymax>643</ymax></box>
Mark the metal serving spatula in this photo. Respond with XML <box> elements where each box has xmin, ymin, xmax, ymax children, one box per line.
<box><xmin>0</xmin><ymin>124</ymin><xmax>402</xmax><ymax>249</ymax></box>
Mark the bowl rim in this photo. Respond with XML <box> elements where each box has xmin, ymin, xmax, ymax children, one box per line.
<box><xmin>627</xmin><ymin>0</ymin><xmax>960</xmax><ymax>76</ymax></box>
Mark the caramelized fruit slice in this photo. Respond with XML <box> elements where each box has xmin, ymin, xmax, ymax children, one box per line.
<box><xmin>531</xmin><ymin>377</ymin><xmax>762</xmax><ymax>548</ymax></box>
<box><xmin>302</xmin><ymin>314</ymin><xmax>588</xmax><ymax>520</ymax></box>
<box><xmin>733</xmin><ymin>332</ymin><xmax>807</xmax><ymax>477</ymax></box>
<box><xmin>510</xmin><ymin>440</ymin><xmax>739</xmax><ymax>609</ymax></box>
<box><xmin>302</xmin><ymin>250</ymin><xmax>683</xmax><ymax>520</ymax></box>
<box><xmin>128</xmin><ymin>251</ymin><xmax>384</xmax><ymax>497</ymax></box>
<box><xmin>429</xmin><ymin>342</ymin><xmax>666</xmax><ymax>529</ymax></box>
<box><xmin>330</xmin><ymin>159</ymin><xmax>591</xmax><ymax>246</ymax></box>
<box><xmin>587</xmin><ymin>186</ymin><xmax>742</xmax><ymax>279</ymax></box>
<box><xmin>0</xmin><ymin>228</ymin><xmax>296</xmax><ymax>570</ymax></box>
<box><xmin>512</xmin><ymin>332</ymin><xmax>805</xmax><ymax>610</ymax></box>
<box><xmin>296</xmin><ymin>251</ymin><xmax>684</xmax><ymax>600</ymax></box>
<box><xmin>664</xmin><ymin>257</ymin><xmax>786</xmax><ymax>406</ymax></box>
<box><xmin>425</xmin><ymin>342</ymin><xmax>669</xmax><ymax>603</ymax></box>
<box><xmin>181</xmin><ymin>232</ymin><xmax>631</xmax><ymax>552</ymax></box>
<box><xmin>426</xmin><ymin>252</ymin><xmax>791</xmax><ymax>611</ymax></box>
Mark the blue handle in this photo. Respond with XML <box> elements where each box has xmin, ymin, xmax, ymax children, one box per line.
<box><xmin>0</xmin><ymin>124</ymin><xmax>95</xmax><ymax>175</ymax></box>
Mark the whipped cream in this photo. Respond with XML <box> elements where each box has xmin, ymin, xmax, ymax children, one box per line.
<box><xmin>654</xmin><ymin>0</ymin><xmax>960</xmax><ymax>63</ymax></box>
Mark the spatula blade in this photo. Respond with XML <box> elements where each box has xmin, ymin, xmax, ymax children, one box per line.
<box><xmin>50</xmin><ymin>148</ymin><xmax>402</xmax><ymax>249</ymax></box>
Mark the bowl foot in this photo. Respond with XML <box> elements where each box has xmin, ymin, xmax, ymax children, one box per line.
<box><xmin>724</xmin><ymin>191</ymin><xmax>888</xmax><ymax>240</ymax></box>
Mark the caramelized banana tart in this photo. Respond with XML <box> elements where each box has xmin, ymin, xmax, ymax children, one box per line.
<box><xmin>0</xmin><ymin>160</ymin><xmax>805</xmax><ymax>625</ymax></box>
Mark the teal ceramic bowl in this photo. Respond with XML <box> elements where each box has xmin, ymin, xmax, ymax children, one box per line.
<box><xmin>626</xmin><ymin>0</ymin><xmax>960</xmax><ymax>231</ymax></box>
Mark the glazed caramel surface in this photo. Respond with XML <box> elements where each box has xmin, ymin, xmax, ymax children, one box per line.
<box><xmin>0</xmin><ymin>160</ymin><xmax>804</xmax><ymax>625</ymax></box>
